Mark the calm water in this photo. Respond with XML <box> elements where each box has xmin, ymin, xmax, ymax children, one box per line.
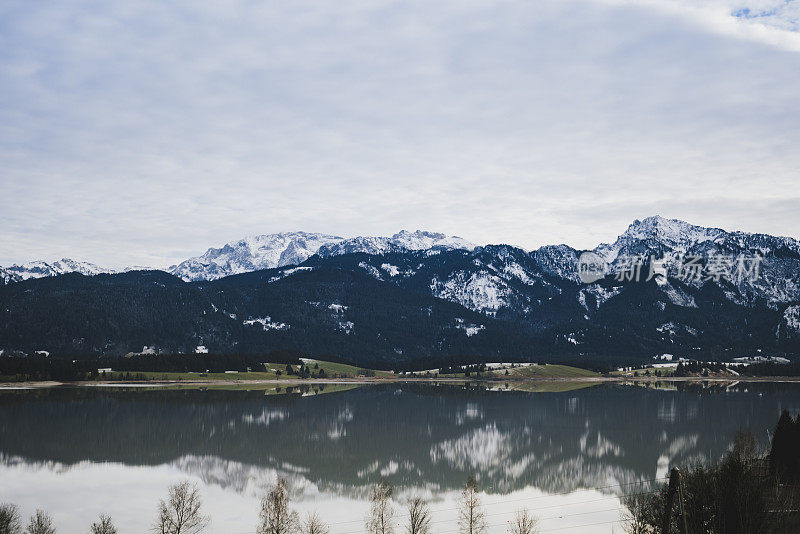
<box><xmin>1</xmin><ymin>382</ymin><xmax>799</xmax><ymax>533</ymax></box>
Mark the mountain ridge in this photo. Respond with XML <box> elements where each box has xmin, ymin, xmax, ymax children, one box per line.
<box><xmin>3</xmin><ymin>216</ymin><xmax>798</xmax><ymax>285</ymax></box>
<box><xmin>2</xmin><ymin>217</ymin><xmax>799</xmax><ymax>363</ymax></box>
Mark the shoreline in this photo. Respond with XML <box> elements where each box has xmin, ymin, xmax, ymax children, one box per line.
<box><xmin>3</xmin><ymin>375</ymin><xmax>800</xmax><ymax>389</ymax></box>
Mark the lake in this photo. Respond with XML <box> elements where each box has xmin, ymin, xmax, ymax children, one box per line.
<box><xmin>1</xmin><ymin>382</ymin><xmax>799</xmax><ymax>533</ymax></box>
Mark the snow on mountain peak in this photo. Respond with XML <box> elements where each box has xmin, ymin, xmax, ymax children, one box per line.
<box><xmin>594</xmin><ymin>216</ymin><xmax>725</xmax><ymax>263</ymax></box>
<box><xmin>390</xmin><ymin>230</ymin><xmax>476</xmax><ymax>251</ymax></box>
<box><xmin>317</xmin><ymin>230</ymin><xmax>475</xmax><ymax>260</ymax></box>
<box><xmin>168</xmin><ymin>230</ymin><xmax>476</xmax><ymax>281</ymax></box>
<box><xmin>621</xmin><ymin>216</ymin><xmax>723</xmax><ymax>245</ymax></box>
<box><xmin>0</xmin><ymin>258</ymin><xmax>115</xmax><ymax>283</ymax></box>
<box><xmin>169</xmin><ymin>232</ymin><xmax>344</xmax><ymax>281</ymax></box>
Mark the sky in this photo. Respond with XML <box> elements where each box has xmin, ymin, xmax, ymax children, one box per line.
<box><xmin>1</xmin><ymin>0</ymin><xmax>799</xmax><ymax>269</ymax></box>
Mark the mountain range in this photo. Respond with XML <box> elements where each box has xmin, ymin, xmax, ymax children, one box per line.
<box><xmin>168</xmin><ymin>230</ymin><xmax>476</xmax><ymax>282</ymax></box>
<box><xmin>1</xmin><ymin>216</ymin><xmax>798</xmax><ymax>366</ymax></box>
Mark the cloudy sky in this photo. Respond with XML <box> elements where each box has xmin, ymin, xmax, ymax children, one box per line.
<box><xmin>1</xmin><ymin>0</ymin><xmax>799</xmax><ymax>269</ymax></box>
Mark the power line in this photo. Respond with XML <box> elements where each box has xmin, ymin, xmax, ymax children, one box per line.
<box><xmin>425</xmin><ymin>510</ymin><xmax>633</xmax><ymax>534</ymax></box>
<box><xmin>324</xmin><ymin>476</ymin><xmax>667</xmax><ymax>527</ymax></box>
<box><xmin>426</xmin><ymin>489</ymin><xmax>658</xmax><ymax>527</ymax></box>
<box><xmin>328</xmin><ymin>490</ymin><xmax>658</xmax><ymax>534</ymax></box>
<box><xmin>538</xmin><ymin>518</ymin><xmax>630</xmax><ymax>532</ymax></box>
<box><xmin>229</xmin><ymin>478</ymin><xmax>665</xmax><ymax>534</ymax></box>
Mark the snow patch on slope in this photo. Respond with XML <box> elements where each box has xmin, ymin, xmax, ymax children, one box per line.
<box><xmin>655</xmin><ymin>277</ymin><xmax>697</xmax><ymax>308</ymax></box>
<box><xmin>243</xmin><ymin>317</ymin><xmax>290</xmax><ymax>331</ymax></box>
<box><xmin>338</xmin><ymin>321</ymin><xmax>354</xmax><ymax>334</ymax></box>
<box><xmin>431</xmin><ymin>272</ymin><xmax>512</xmax><ymax>313</ymax></box>
<box><xmin>580</xmin><ymin>285</ymin><xmax>623</xmax><ymax>309</ymax></box>
<box><xmin>783</xmin><ymin>306</ymin><xmax>800</xmax><ymax>333</ymax></box>
<box><xmin>454</xmin><ymin>318</ymin><xmax>485</xmax><ymax>337</ymax></box>
<box><xmin>381</xmin><ymin>264</ymin><xmax>400</xmax><ymax>277</ymax></box>
<box><xmin>358</xmin><ymin>262</ymin><xmax>382</xmax><ymax>279</ymax></box>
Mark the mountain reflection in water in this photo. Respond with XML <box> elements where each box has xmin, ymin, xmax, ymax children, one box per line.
<box><xmin>2</xmin><ymin>382</ymin><xmax>799</xmax><ymax>499</ymax></box>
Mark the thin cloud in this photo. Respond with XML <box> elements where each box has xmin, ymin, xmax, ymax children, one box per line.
<box><xmin>0</xmin><ymin>0</ymin><xmax>798</xmax><ymax>268</ymax></box>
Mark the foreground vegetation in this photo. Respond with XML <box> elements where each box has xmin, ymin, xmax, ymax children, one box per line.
<box><xmin>623</xmin><ymin>411</ymin><xmax>800</xmax><ymax>533</ymax></box>
<box><xmin>0</xmin><ymin>476</ymin><xmax>539</xmax><ymax>534</ymax></box>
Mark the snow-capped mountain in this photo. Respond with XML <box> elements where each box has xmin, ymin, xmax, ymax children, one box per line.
<box><xmin>2</xmin><ymin>216</ymin><xmax>799</xmax><ymax>362</ymax></box>
<box><xmin>318</xmin><ymin>230</ymin><xmax>476</xmax><ymax>258</ymax></box>
<box><xmin>0</xmin><ymin>259</ymin><xmax>115</xmax><ymax>284</ymax></box>
<box><xmin>169</xmin><ymin>230</ymin><xmax>476</xmax><ymax>281</ymax></box>
<box><xmin>169</xmin><ymin>232</ymin><xmax>344</xmax><ymax>282</ymax></box>
<box><xmin>588</xmin><ymin>216</ymin><xmax>800</xmax><ymax>308</ymax></box>
<box><xmin>309</xmin><ymin>217</ymin><xmax>799</xmax><ymax>349</ymax></box>
<box><xmin>2</xmin><ymin>217</ymin><xmax>798</xmax><ymax>315</ymax></box>
<box><xmin>594</xmin><ymin>216</ymin><xmax>725</xmax><ymax>264</ymax></box>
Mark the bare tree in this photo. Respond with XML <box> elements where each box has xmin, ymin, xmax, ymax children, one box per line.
<box><xmin>405</xmin><ymin>498</ymin><xmax>430</xmax><ymax>534</ymax></box>
<box><xmin>152</xmin><ymin>481</ymin><xmax>210</xmax><ymax>534</ymax></box>
<box><xmin>458</xmin><ymin>476</ymin><xmax>485</xmax><ymax>534</ymax></box>
<box><xmin>0</xmin><ymin>504</ymin><xmax>23</xmax><ymax>534</ymax></box>
<box><xmin>25</xmin><ymin>511</ymin><xmax>55</xmax><ymax>534</ymax></box>
<box><xmin>89</xmin><ymin>515</ymin><xmax>117</xmax><ymax>534</ymax></box>
<box><xmin>0</xmin><ymin>503</ymin><xmax>22</xmax><ymax>534</ymax></box>
<box><xmin>300</xmin><ymin>512</ymin><xmax>329</xmax><ymax>534</ymax></box>
<box><xmin>620</xmin><ymin>492</ymin><xmax>653</xmax><ymax>534</ymax></box>
<box><xmin>258</xmin><ymin>478</ymin><xmax>299</xmax><ymax>534</ymax></box>
<box><xmin>509</xmin><ymin>509</ymin><xmax>538</xmax><ymax>534</ymax></box>
<box><xmin>365</xmin><ymin>481</ymin><xmax>395</xmax><ymax>534</ymax></box>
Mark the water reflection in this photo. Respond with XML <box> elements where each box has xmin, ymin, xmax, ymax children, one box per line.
<box><xmin>1</xmin><ymin>382</ymin><xmax>799</xmax><ymax>533</ymax></box>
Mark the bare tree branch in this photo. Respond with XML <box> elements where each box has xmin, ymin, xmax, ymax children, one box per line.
<box><xmin>0</xmin><ymin>503</ymin><xmax>23</xmax><ymax>534</ymax></box>
<box><xmin>300</xmin><ymin>512</ymin><xmax>329</xmax><ymax>534</ymax></box>
<box><xmin>89</xmin><ymin>514</ymin><xmax>117</xmax><ymax>534</ymax></box>
<box><xmin>405</xmin><ymin>498</ymin><xmax>430</xmax><ymax>534</ymax></box>
<box><xmin>25</xmin><ymin>510</ymin><xmax>55</xmax><ymax>534</ymax></box>
<box><xmin>365</xmin><ymin>481</ymin><xmax>395</xmax><ymax>534</ymax></box>
<box><xmin>509</xmin><ymin>509</ymin><xmax>538</xmax><ymax>534</ymax></box>
<box><xmin>258</xmin><ymin>478</ymin><xmax>299</xmax><ymax>534</ymax></box>
<box><xmin>458</xmin><ymin>476</ymin><xmax>486</xmax><ymax>534</ymax></box>
<box><xmin>152</xmin><ymin>481</ymin><xmax>210</xmax><ymax>534</ymax></box>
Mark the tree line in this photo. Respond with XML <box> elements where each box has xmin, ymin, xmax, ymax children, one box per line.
<box><xmin>0</xmin><ymin>351</ymin><xmax>304</xmax><ymax>382</ymax></box>
<box><xmin>622</xmin><ymin>410</ymin><xmax>800</xmax><ymax>533</ymax></box>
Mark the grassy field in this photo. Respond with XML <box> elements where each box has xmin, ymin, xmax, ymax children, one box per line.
<box><xmin>296</xmin><ymin>359</ymin><xmax>396</xmax><ymax>378</ymax></box>
<box><xmin>407</xmin><ymin>363</ymin><xmax>600</xmax><ymax>380</ymax></box>
<box><xmin>103</xmin><ymin>360</ymin><xmax>396</xmax><ymax>381</ymax></box>
<box><xmin>507</xmin><ymin>380</ymin><xmax>599</xmax><ymax>393</ymax></box>
<box><xmin>94</xmin><ymin>381</ymin><xmax>360</xmax><ymax>395</ymax></box>
<box><xmin>105</xmin><ymin>370</ymin><xmax>280</xmax><ymax>381</ymax></box>
<box><xmin>504</xmin><ymin>363</ymin><xmax>600</xmax><ymax>379</ymax></box>
<box><xmin>100</xmin><ymin>361</ymin><xmax>597</xmax><ymax>382</ymax></box>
